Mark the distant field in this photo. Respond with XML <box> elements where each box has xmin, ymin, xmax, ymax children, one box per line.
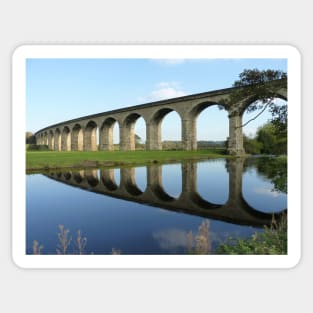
<box><xmin>26</xmin><ymin>149</ymin><xmax>228</xmax><ymax>172</ymax></box>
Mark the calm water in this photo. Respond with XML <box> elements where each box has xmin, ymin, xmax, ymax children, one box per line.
<box><xmin>26</xmin><ymin>157</ymin><xmax>287</xmax><ymax>254</ymax></box>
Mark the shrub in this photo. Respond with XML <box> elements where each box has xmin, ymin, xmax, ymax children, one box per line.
<box><xmin>27</xmin><ymin>144</ymin><xmax>50</xmax><ymax>151</ymax></box>
<box><xmin>216</xmin><ymin>213</ymin><xmax>287</xmax><ymax>255</ymax></box>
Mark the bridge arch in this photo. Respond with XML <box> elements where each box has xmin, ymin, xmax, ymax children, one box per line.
<box><xmin>239</xmin><ymin>93</ymin><xmax>287</xmax><ymax>116</ymax></box>
<box><xmin>71</xmin><ymin>123</ymin><xmax>83</xmax><ymax>151</ymax></box>
<box><xmin>196</xmin><ymin>159</ymin><xmax>229</xmax><ymax>205</ymax></box>
<box><xmin>190</xmin><ymin>101</ymin><xmax>227</xmax><ymax>118</ymax></box>
<box><xmin>73</xmin><ymin>171</ymin><xmax>84</xmax><ymax>184</ymax></box>
<box><xmin>54</xmin><ymin>128</ymin><xmax>61</xmax><ymax>151</ymax></box>
<box><xmin>84</xmin><ymin>120</ymin><xmax>98</xmax><ymax>151</ymax></box>
<box><xmin>85</xmin><ymin>170</ymin><xmax>99</xmax><ymax>187</ymax></box>
<box><xmin>63</xmin><ymin>172</ymin><xmax>71</xmax><ymax>180</ymax></box>
<box><xmin>43</xmin><ymin>132</ymin><xmax>47</xmax><ymax>145</ymax></box>
<box><xmin>99</xmin><ymin>117</ymin><xmax>119</xmax><ymax>151</ymax></box>
<box><xmin>189</xmin><ymin>101</ymin><xmax>228</xmax><ymax>150</ymax></box>
<box><xmin>120</xmin><ymin>168</ymin><xmax>143</xmax><ymax>196</ymax></box>
<box><xmin>120</xmin><ymin>113</ymin><xmax>147</xmax><ymax>151</ymax></box>
<box><xmin>100</xmin><ymin>168</ymin><xmax>119</xmax><ymax>191</ymax></box>
<box><xmin>147</xmin><ymin>107</ymin><xmax>182</xmax><ymax>150</ymax></box>
<box><xmin>48</xmin><ymin>130</ymin><xmax>54</xmax><ymax>150</ymax></box>
<box><xmin>61</xmin><ymin>126</ymin><xmax>71</xmax><ymax>151</ymax></box>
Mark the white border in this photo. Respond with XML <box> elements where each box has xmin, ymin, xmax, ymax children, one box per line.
<box><xmin>12</xmin><ymin>45</ymin><xmax>301</xmax><ymax>268</ymax></box>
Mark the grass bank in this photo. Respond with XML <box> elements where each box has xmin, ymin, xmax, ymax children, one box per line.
<box><xmin>26</xmin><ymin>149</ymin><xmax>228</xmax><ymax>172</ymax></box>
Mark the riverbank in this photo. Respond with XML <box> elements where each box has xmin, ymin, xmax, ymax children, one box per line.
<box><xmin>26</xmin><ymin>149</ymin><xmax>229</xmax><ymax>172</ymax></box>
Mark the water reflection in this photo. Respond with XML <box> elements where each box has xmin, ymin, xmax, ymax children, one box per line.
<box><xmin>45</xmin><ymin>158</ymin><xmax>286</xmax><ymax>228</ymax></box>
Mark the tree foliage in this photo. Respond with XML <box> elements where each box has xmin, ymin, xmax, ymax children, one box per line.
<box><xmin>222</xmin><ymin>69</ymin><xmax>287</xmax><ymax>134</ymax></box>
<box><xmin>243</xmin><ymin>122</ymin><xmax>287</xmax><ymax>156</ymax></box>
<box><xmin>25</xmin><ymin>131</ymin><xmax>36</xmax><ymax>144</ymax></box>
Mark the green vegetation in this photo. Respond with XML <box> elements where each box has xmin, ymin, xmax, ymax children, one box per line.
<box><xmin>223</xmin><ymin>69</ymin><xmax>288</xmax><ymax>155</ymax></box>
<box><xmin>216</xmin><ymin>213</ymin><xmax>287</xmax><ymax>255</ymax></box>
<box><xmin>26</xmin><ymin>144</ymin><xmax>50</xmax><ymax>151</ymax></box>
<box><xmin>26</xmin><ymin>148</ymin><xmax>228</xmax><ymax>172</ymax></box>
<box><xmin>25</xmin><ymin>131</ymin><xmax>36</xmax><ymax>144</ymax></box>
<box><xmin>245</xmin><ymin>156</ymin><xmax>287</xmax><ymax>194</ymax></box>
<box><xmin>186</xmin><ymin>214</ymin><xmax>287</xmax><ymax>255</ymax></box>
<box><xmin>221</xmin><ymin>69</ymin><xmax>287</xmax><ymax>133</ymax></box>
<box><xmin>244</xmin><ymin>122</ymin><xmax>287</xmax><ymax>155</ymax></box>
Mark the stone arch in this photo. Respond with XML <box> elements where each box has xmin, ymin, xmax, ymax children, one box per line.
<box><xmin>240</xmin><ymin>94</ymin><xmax>288</xmax><ymax>153</ymax></box>
<box><xmin>63</xmin><ymin>172</ymin><xmax>71</xmax><ymax>180</ymax></box>
<box><xmin>61</xmin><ymin>126</ymin><xmax>71</xmax><ymax>151</ymax></box>
<box><xmin>99</xmin><ymin>117</ymin><xmax>118</xmax><ymax>151</ymax></box>
<box><xmin>196</xmin><ymin>159</ymin><xmax>229</xmax><ymax>205</ymax></box>
<box><xmin>48</xmin><ymin>130</ymin><xmax>54</xmax><ymax>150</ymax></box>
<box><xmin>147</xmin><ymin>165</ymin><xmax>175</xmax><ymax>202</ymax></box>
<box><xmin>101</xmin><ymin>168</ymin><xmax>119</xmax><ymax>191</ymax></box>
<box><xmin>54</xmin><ymin>128</ymin><xmax>61</xmax><ymax>151</ymax></box>
<box><xmin>44</xmin><ymin>132</ymin><xmax>48</xmax><ymax>145</ymax></box>
<box><xmin>73</xmin><ymin>171</ymin><xmax>83</xmax><ymax>184</ymax></box>
<box><xmin>71</xmin><ymin>124</ymin><xmax>83</xmax><ymax>151</ymax></box>
<box><xmin>148</xmin><ymin>108</ymin><xmax>182</xmax><ymax>150</ymax></box>
<box><xmin>85</xmin><ymin>170</ymin><xmax>99</xmax><ymax>187</ymax></box>
<box><xmin>134</xmin><ymin>166</ymin><xmax>147</xmax><ymax>193</ymax></box>
<box><xmin>120</xmin><ymin>113</ymin><xmax>147</xmax><ymax>151</ymax></box>
<box><xmin>120</xmin><ymin>168</ymin><xmax>143</xmax><ymax>196</ymax></box>
<box><xmin>239</xmin><ymin>92</ymin><xmax>288</xmax><ymax>116</ymax></box>
<box><xmin>161</xmin><ymin>164</ymin><xmax>182</xmax><ymax>199</ymax></box>
<box><xmin>84</xmin><ymin>120</ymin><xmax>98</xmax><ymax>151</ymax></box>
<box><xmin>190</xmin><ymin>101</ymin><xmax>227</xmax><ymax>118</ymax></box>
<box><xmin>187</xmin><ymin>101</ymin><xmax>228</xmax><ymax>150</ymax></box>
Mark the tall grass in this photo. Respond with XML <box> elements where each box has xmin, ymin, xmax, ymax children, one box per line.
<box><xmin>32</xmin><ymin>224</ymin><xmax>118</xmax><ymax>255</ymax></box>
<box><xmin>186</xmin><ymin>220</ymin><xmax>211</xmax><ymax>254</ymax></box>
<box><xmin>216</xmin><ymin>213</ymin><xmax>287</xmax><ymax>255</ymax></box>
<box><xmin>32</xmin><ymin>215</ymin><xmax>287</xmax><ymax>255</ymax></box>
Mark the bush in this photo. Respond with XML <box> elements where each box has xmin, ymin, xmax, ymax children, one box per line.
<box><xmin>243</xmin><ymin>135</ymin><xmax>262</xmax><ymax>154</ymax></box>
<box><xmin>27</xmin><ymin>144</ymin><xmax>50</xmax><ymax>151</ymax></box>
<box><xmin>216</xmin><ymin>213</ymin><xmax>287</xmax><ymax>255</ymax></box>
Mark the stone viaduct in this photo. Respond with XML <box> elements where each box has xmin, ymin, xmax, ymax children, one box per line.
<box><xmin>45</xmin><ymin>158</ymin><xmax>286</xmax><ymax>227</ymax></box>
<box><xmin>35</xmin><ymin>80</ymin><xmax>287</xmax><ymax>155</ymax></box>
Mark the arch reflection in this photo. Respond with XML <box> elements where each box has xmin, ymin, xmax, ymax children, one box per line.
<box><xmin>44</xmin><ymin>159</ymin><xmax>287</xmax><ymax>227</ymax></box>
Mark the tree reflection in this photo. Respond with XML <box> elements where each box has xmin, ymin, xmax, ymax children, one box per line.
<box><xmin>244</xmin><ymin>157</ymin><xmax>287</xmax><ymax>194</ymax></box>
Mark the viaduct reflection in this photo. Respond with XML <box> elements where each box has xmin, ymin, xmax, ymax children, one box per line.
<box><xmin>44</xmin><ymin>158</ymin><xmax>286</xmax><ymax>227</ymax></box>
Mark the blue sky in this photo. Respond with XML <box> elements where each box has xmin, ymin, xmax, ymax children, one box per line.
<box><xmin>26</xmin><ymin>58</ymin><xmax>287</xmax><ymax>142</ymax></box>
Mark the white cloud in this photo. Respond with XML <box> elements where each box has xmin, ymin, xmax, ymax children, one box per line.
<box><xmin>139</xmin><ymin>82</ymin><xmax>186</xmax><ymax>102</ymax></box>
<box><xmin>254</xmin><ymin>187</ymin><xmax>282</xmax><ymax>198</ymax></box>
<box><xmin>151</xmin><ymin>59</ymin><xmax>186</xmax><ymax>65</ymax></box>
<box><xmin>152</xmin><ymin>228</ymin><xmax>189</xmax><ymax>250</ymax></box>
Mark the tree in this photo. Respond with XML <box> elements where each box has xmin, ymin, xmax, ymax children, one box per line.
<box><xmin>25</xmin><ymin>131</ymin><xmax>36</xmax><ymax>144</ymax></box>
<box><xmin>243</xmin><ymin>134</ymin><xmax>262</xmax><ymax>155</ymax></box>
<box><xmin>221</xmin><ymin>69</ymin><xmax>287</xmax><ymax>135</ymax></box>
<box><xmin>256</xmin><ymin>123</ymin><xmax>287</xmax><ymax>155</ymax></box>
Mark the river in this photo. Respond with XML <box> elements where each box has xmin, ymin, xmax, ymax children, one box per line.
<box><xmin>26</xmin><ymin>157</ymin><xmax>287</xmax><ymax>254</ymax></box>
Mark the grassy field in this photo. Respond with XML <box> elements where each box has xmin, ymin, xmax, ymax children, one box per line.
<box><xmin>26</xmin><ymin>148</ymin><xmax>228</xmax><ymax>172</ymax></box>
